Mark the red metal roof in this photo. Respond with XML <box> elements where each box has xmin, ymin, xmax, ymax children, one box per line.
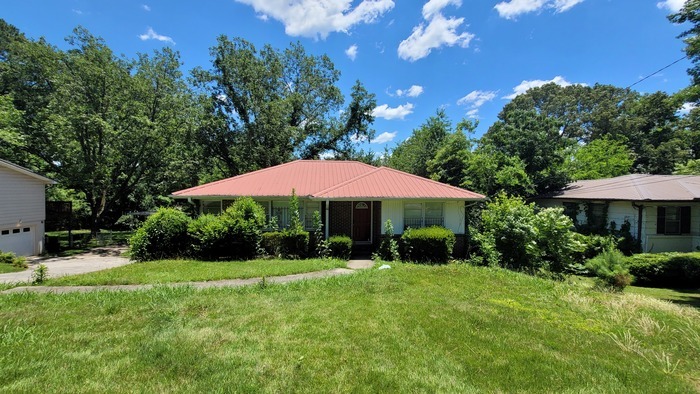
<box><xmin>544</xmin><ymin>174</ymin><xmax>700</xmax><ymax>201</ymax></box>
<box><xmin>172</xmin><ymin>160</ymin><xmax>485</xmax><ymax>200</ymax></box>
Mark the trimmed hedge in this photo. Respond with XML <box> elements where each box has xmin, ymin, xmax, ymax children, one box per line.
<box><xmin>627</xmin><ymin>252</ymin><xmax>700</xmax><ymax>288</ymax></box>
<box><xmin>401</xmin><ymin>226</ymin><xmax>455</xmax><ymax>264</ymax></box>
<box><xmin>261</xmin><ymin>232</ymin><xmax>283</xmax><ymax>256</ymax></box>
<box><xmin>327</xmin><ymin>235</ymin><xmax>352</xmax><ymax>260</ymax></box>
<box><xmin>279</xmin><ymin>230</ymin><xmax>309</xmax><ymax>259</ymax></box>
<box><xmin>130</xmin><ymin>207</ymin><xmax>191</xmax><ymax>262</ymax></box>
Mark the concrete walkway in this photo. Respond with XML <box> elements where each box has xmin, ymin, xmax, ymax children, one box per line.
<box><xmin>2</xmin><ymin>267</ymin><xmax>361</xmax><ymax>294</ymax></box>
<box><xmin>0</xmin><ymin>247</ymin><xmax>130</xmax><ymax>284</ymax></box>
<box><xmin>347</xmin><ymin>259</ymin><xmax>374</xmax><ymax>269</ymax></box>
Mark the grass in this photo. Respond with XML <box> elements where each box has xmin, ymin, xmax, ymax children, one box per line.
<box><xmin>44</xmin><ymin>258</ymin><xmax>348</xmax><ymax>286</ymax></box>
<box><xmin>627</xmin><ymin>286</ymin><xmax>700</xmax><ymax>309</ymax></box>
<box><xmin>0</xmin><ymin>264</ymin><xmax>25</xmax><ymax>274</ymax></box>
<box><xmin>1</xmin><ymin>263</ymin><xmax>699</xmax><ymax>392</ymax></box>
<box><xmin>45</xmin><ymin>229</ymin><xmax>132</xmax><ymax>257</ymax></box>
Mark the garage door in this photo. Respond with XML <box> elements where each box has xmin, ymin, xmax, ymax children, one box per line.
<box><xmin>0</xmin><ymin>227</ymin><xmax>34</xmax><ymax>256</ymax></box>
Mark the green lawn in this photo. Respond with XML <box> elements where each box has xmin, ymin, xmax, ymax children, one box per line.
<box><xmin>1</xmin><ymin>264</ymin><xmax>698</xmax><ymax>392</ymax></box>
<box><xmin>627</xmin><ymin>285</ymin><xmax>700</xmax><ymax>308</ymax></box>
<box><xmin>0</xmin><ymin>264</ymin><xmax>25</xmax><ymax>274</ymax></box>
<box><xmin>44</xmin><ymin>258</ymin><xmax>348</xmax><ymax>286</ymax></box>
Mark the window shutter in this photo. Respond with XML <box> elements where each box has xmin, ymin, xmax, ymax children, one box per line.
<box><xmin>681</xmin><ymin>206</ymin><xmax>691</xmax><ymax>234</ymax></box>
<box><xmin>657</xmin><ymin>206</ymin><xmax>666</xmax><ymax>234</ymax></box>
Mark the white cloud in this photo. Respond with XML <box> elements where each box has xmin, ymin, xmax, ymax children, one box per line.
<box><xmin>503</xmin><ymin>76</ymin><xmax>583</xmax><ymax>99</ymax></box>
<box><xmin>466</xmin><ymin>109</ymin><xmax>479</xmax><ymax>119</ymax></box>
<box><xmin>372</xmin><ymin>103</ymin><xmax>414</xmax><ymax>120</ymax></box>
<box><xmin>494</xmin><ymin>0</ymin><xmax>583</xmax><ymax>20</ymax></box>
<box><xmin>457</xmin><ymin>90</ymin><xmax>496</xmax><ymax>118</ymax></box>
<box><xmin>657</xmin><ymin>0</ymin><xmax>688</xmax><ymax>12</ymax></box>
<box><xmin>72</xmin><ymin>9</ymin><xmax>84</xmax><ymax>15</ymax></box>
<box><xmin>256</xmin><ymin>13</ymin><xmax>269</xmax><ymax>21</ymax></box>
<box><xmin>350</xmin><ymin>133</ymin><xmax>369</xmax><ymax>143</ymax></box>
<box><xmin>679</xmin><ymin>102</ymin><xmax>697</xmax><ymax>115</ymax></box>
<box><xmin>371</xmin><ymin>131</ymin><xmax>397</xmax><ymax>144</ymax></box>
<box><xmin>139</xmin><ymin>27</ymin><xmax>175</xmax><ymax>45</ymax></box>
<box><xmin>398</xmin><ymin>13</ymin><xmax>474</xmax><ymax>62</ymax></box>
<box><xmin>345</xmin><ymin>44</ymin><xmax>358</xmax><ymax>61</ymax></box>
<box><xmin>396</xmin><ymin>85</ymin><xmax>424</xmax><ymax>97</ymax></box>
<box><xmin>422</xmin><ymin>0</ymin><xmax>462</xmax><ymax>19</ymax></box>
<box><xmin>319</xmin><ymin>151</ymin><xmax>336</xmax><ymax>160</ymax></box>
<box><xmin>141</xmin><ymin>4</ymin><xmax>151</xmax><ymax>11</ymax></box>
<box><xmin>235</xmin><ymin>0</ymin><xmax>395</xmax><ymax>39</ymax></box>
<box><xmin>457</xmin><ymin>90</ymin><xmax>497</xmax><ymax>108</ymax></box>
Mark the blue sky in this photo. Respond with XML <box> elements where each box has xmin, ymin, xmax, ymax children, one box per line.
<box><xmin>2</xmin><ymin>0</ymin><xmax>695</xmax><ymax>151</ymax></box>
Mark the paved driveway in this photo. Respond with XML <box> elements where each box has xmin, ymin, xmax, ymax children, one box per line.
<box><xmin>0</xmin><ymin>247</ymin><xmax>131</xmax><ymax>284</ymax></box>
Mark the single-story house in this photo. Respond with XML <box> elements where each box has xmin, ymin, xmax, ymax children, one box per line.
<box><xmin>0</xmin><ymin>159</ymin><xmax>55</xmax><ymax>256</ymax></box>
<box><xmin>537</xmin><ymin>174</ymin><xmax>700</xmax><ymax>253</ymax></box>
<box><xmin>172</xmin><ymin>160</ymin><xmax>485</xmax><ymax>255</ymax></box>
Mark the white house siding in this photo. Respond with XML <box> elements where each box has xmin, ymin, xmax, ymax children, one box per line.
<box><xmin>0</xmin><ymin>166</ymin><xmax>47</xmax><ymax>255</ymax></box>
<box><xmin>380</xmin><ymin>200</ymin><xmax>465</xmax><ymax>235</ymax></box>
<box><xmin>539</xmin><ymin>199</ymin><xmax>700</xmax><ymax>253</ymax></box>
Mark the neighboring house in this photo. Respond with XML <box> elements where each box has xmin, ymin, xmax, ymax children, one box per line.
<box><xmin>537</xmin><ymin>174</ymin><xmax>700</xmax><ymax>253</ymax></box>
<box><xmin>172</xmin><ymin>160</ymin><xmax>485</xmax><ymax>255</ymax></box>
<box><xmin>0</xmin><ymin>159</ymin><xmax>55</xmax><ymax>256</ymax></box>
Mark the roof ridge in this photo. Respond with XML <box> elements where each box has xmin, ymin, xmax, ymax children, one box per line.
<box><xmin>377</xmin><ymin>166</ymin><xmax>485</xmax><ymax>198</ymax></box>
<box><xmin>312</xmin><ymin>166</ymin><xmax>382</xmax><ymax>197</ymax></box>
<box><xmin>173</xmin><ymin>160</ymin><xmax>301</xmax><ymax>195</ymax></box>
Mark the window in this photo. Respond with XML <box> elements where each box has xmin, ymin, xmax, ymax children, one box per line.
<box><xmin>201</xmin><ymin>201</ymin><xmax>221</xmax><ymax>215</ymax></box>
<box><xmin>1</xmin><ymin>230</ymin><xmax>8</xmax><ymax>235</ymax></box>
<box><xmin>563</xmin><ymin>202</ymin><xmax>579</xmax><ymax>222</ymax></box>
<box><xmin>272</xmin><ymin>201</ymin><xmax>291</xmax><ymax>229</ymax></box>
<box><xmin>657</xmin><ymin>206</ymin><xmax>691</xmax><ymax>235</ymax></box>
<box><xmin>304</xmin><ymin>201</ymin><xmax>321</xmax><ymax>230</ymax></box>
<box><xmin>403</xmin><ymin>202</ymin><xmax>445</xmax><ymax>230</ymax></box>
<box><xmin>12</xmin><ymin>229</ymin><xmax>20</xmax><ymax>234</ymax></box>
<box><xmin>587</xmin><ymin>203</ymin><xmax>607</xmax><ymax>230</ymax></box>
<box><xmin>23</xmin><ymin>227</ymin><xmax>30</xmax><ymax>232</ymax></box>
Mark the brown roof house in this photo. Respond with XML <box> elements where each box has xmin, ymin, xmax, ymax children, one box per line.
<box><xmin>173</xmin><ymin>160</ymin><xmax>485</xmax><ymax>256</ymax></box>
<box><xmin>537</xmin><ymin>174</ymin><xmax>700</xmax><ymax>253</ymax></box>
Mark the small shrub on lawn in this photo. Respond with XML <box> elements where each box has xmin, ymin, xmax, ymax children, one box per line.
<box><xmin>626</xmin><ymin>252</ymin><xmax>700</xmax><ymax>288</ymax></box>
<box><xmin>31</xmin><ymin>263</ymin><xmax>49</xmax><ymax>285</ymax></box>
<box><xmin>130</xmin><ymin>207</ymin><xmax>191</xmax><ymax>262</ymax></box>
<box><xmin>586</xmin><ymin>249</ymin><xmax>633</xmax><ymax>291</ymax></box>
<box><xmin>0</xmin><ymin>251</ymin><xmax>27</xmax><ymax>268</ymax></box>
<box><xmin>327</xmin><ymin>235</ymin><xmax>352</xmax><ymax>260</ymax></box>
<box><xmin>401</xmin><ymin>226</ymin><xmax>455</xmax><ymax>264</ymax></box>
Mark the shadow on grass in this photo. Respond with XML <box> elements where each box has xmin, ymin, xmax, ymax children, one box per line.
<box><xmin>627</xmin><ymin>285</ymin><xmax>700</xmax><ymax>309</ymax></box>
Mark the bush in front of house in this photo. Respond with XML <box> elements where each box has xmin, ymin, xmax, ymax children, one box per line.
<box><xmin>220</xmin><ymin>197</ymin><xmax>267</xmax><ymax>259</ymax></box>
<box><xmin>327</xmin><ymin>235</ymin><xmax>352</xmax><ymax>260</ymax></box>
<box><xmin>473</xmin><ymin>193</ymin><xmax>580</xmax><ymax>274</ymax></box>
<box><xmin>586</xmin><ymin>249</ymin><xmax>633</xmax><ymax>291</ymax></box>
<box><xmin>279</xmin><ymin>229</ymin><xmax>309</xmax><ymax>259</ymax></box>
<box><xmin>400</xmin><ymin>226</ymin><xmax>455</xmax><ymax>264</ymax></box>
<box><xmin>130</xmin><ymin>207</ymin><xmax>191</xmax><ymax>261</ymax></box>
<box><xmin>261</xmin><ymin>231</ymin><xmax>283</xmax><ymax>256</ymax></box>
<box><xmin>0</xmin><ymin>250</ymin><xmax>28</xmax><ymax>268</ymax></box>
<box><xmin>188</xmin><ymin>214</ymin><xmax>229</xmax><ymax>260</ymax></box>
<box><xmin>626</xmin><ymin>252</ymin><xmax>700</xmax><ymax>288</ymax></box>
<box><xmin>373</xmin><ymin>219</ymin><xmax>401</xmax><ymax>261</ymax></box>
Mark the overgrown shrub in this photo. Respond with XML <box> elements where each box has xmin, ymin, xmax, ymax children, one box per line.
<box><xmin>626</xmin><ymin>252</ymin><xmax>700</xmax><ymax>288</ymax></box>
<box><xmin>474</xmin><ymin>194</ymin><xmax>579</xmax><ymax>274</ymax></box>
<box><xmin>0</xmin><ymin>251</ymin><xmax>27</xmax><ymax>268</ymax></box>
<box><xmin>188</xmin><ymin>214</ymin><xmax>228</xmax><ymax>260</ymax></box>
<box><xmin>279</xmin><ymin>229</ymin><xmax>309</xmax><ymax>259</ymax></box>
<box><xmin>310</xmin><ymin>210</ymin><xmax>328</xmax><ymax>257</ymax></box>
<box><xmin>586</xmin><ymin>249</ymin><xmax>633</xmax><ymax>291</ymax></box>
<box><xmin>327</xmin><ymin>235</ymin><xmax>352</xmax><ymax>260</ymax></box>
<box><xmin>261</xmin><ymin>231</ymin><xmax>283</xmax><ymax>256</ymax></box>
<box><xmin>220</xmin><ymin>197</ymin><xmax>266</xmax><ymax>259</ymax></box>
<box><xmin>130</xmin><ymin>207</ymin><xmax>191</xmax><ymax>262</ymax></box>
<box><xmin>401</xmin><ymin>226</ymin><xmax>455</xmax><ymax>264</ymax></box>
<box><xmin>373</xmin><ymin>219</ymin><xmax>401</xmax><ymax>261</ymax></box>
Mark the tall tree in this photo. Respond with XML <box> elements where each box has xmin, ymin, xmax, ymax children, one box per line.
<box><xmin>481</xmin><ymin>109</ymin><xmax>571</xmax><ymax>195</ymax></box>
<box><xmin>670</xmin><ymin>0</ymin><xmax>700</xmax><ymax>85</ymax></box>
<box><xmin>566</xmin><ymin>137</ymin><xmax>633</xmax><ymax>180</ymax></box>
<box><xmin>388</xmin><ymin>109</ymin><xmax>451</xmax><ymax>178</ymax></box>
<box><xmin>192</xmin><ymin>36</ymin><xmax>375</xmax><ymax>176</ymax></box>
<box><xmin>427</xmin><ymin>119</ymin><xmax>476</xmax><ymax>187</ymax></box>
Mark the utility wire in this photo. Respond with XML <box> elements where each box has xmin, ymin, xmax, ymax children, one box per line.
<box><xmin>627</xmin><ymin>55</ymin><xmax>689</xmax><ymax>89</ymax></box>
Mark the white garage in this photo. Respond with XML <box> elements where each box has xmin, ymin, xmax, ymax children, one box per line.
<box><xmin>0</xmin><ymin>159</ymin><xmax>54</xmax><ymax>256</ymax></box>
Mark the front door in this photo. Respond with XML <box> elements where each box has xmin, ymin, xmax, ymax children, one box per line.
<box><xmin>353</xmin><ymin>201</ymin><xmax>371</xmax><ymax>243</ymax></box>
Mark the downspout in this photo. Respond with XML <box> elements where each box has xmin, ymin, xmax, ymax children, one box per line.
<box><xmin>632</xmin><ymin>202</ymin><xmax>644</xmax><ymax>251</ymax></box>
<box><xmin>325</xmin><ymin>199</ymin><xmax>330</xmax><ymax>240</ymax></box>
